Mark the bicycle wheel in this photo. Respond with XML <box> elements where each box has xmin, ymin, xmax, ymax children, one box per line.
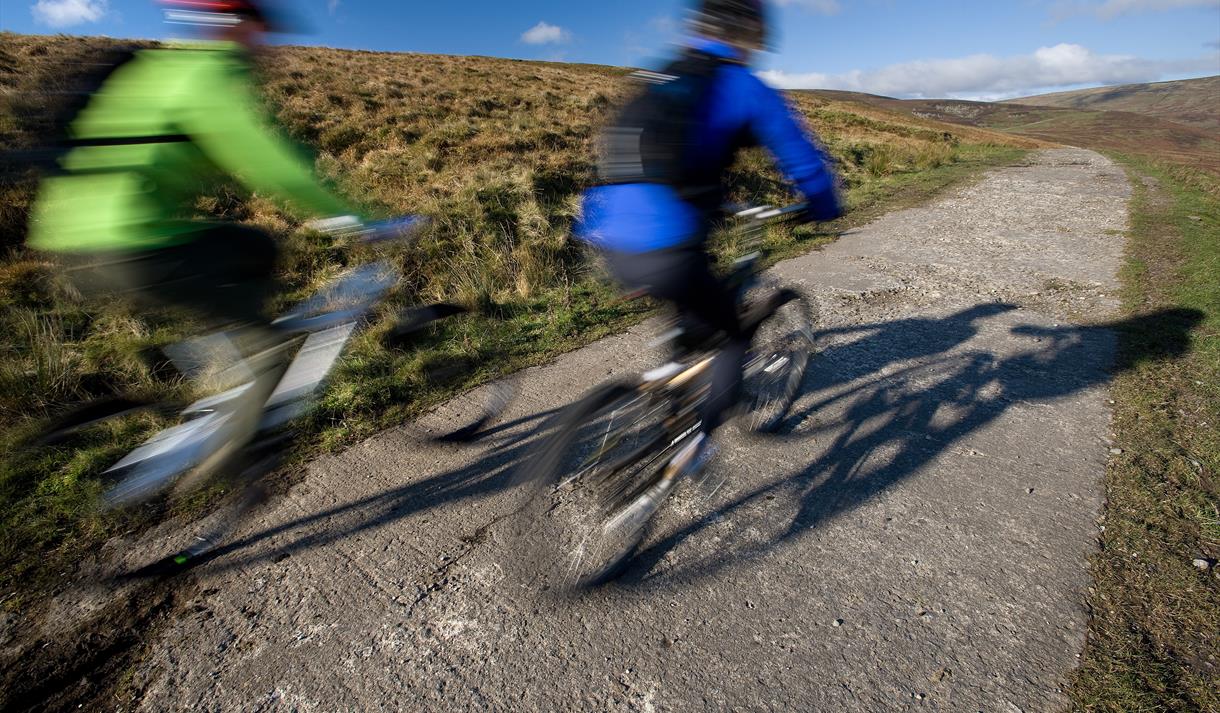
<box><xmin>740</xmin><ymin>283</ymin><xmax>816</xmax><ymax>434</ymax></box>
<box><xmin>433</xmin><ymin>377</ymin><xmax>518</xmax><ymax>444</ymax></box>
<box><xmin>34</xmin><ymin>396</ymin><xmax>180</xmax><ymax>447</ymax></box>
<box><xmin>511</xmin><ymin>378</ymin><xmax>678</xmax><ymax>590</ymax></box>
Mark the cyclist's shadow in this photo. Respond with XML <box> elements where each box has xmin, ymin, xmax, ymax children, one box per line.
<box><xmin>143</xmin><ymin>404</ymin><xmax>561</xmax><ymax>577</ymax></box>
<box><xmin>618</xmin><ymin>303</ymin><xmax>1202</xmax><ymax>589</ymax></box>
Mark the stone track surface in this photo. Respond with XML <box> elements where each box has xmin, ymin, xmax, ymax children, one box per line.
<box><xmin>126</xmin><ymin>149</ymin><xmax>1130</xmax><ymax>711</ymax></box>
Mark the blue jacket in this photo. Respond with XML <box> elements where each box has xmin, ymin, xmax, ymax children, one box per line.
<box><xmin>578</xmin><ymin>39</ymin><xmax>840</xmax><ymax>254</ymax></box>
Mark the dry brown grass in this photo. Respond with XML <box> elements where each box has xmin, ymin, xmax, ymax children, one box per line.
<box><xmin>2</xmin><ymin>33</ymin><xmax>1034</xmax><ymax>296</ymax></box>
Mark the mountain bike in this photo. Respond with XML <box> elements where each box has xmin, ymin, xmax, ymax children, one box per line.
<box><xmin>35</xmin><ymin>216</ymin><xmax>516</xmax><ymax>570</ymax></box>
<box><xmin>511</xmin><ymin>203</ymin><xmax>819</xmax><ymax>589</ymax></box>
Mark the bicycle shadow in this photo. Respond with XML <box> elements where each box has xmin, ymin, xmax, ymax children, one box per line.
<box><xmin>130</xmin><ymin>303</ymin><xmax>1200</xmax><ymax>590</ymax></box>
<box><xmin>119</xmin><ymin>404</ymin><xmax>561</xmax><ymax>578</ymax></box>
<box><xmin>614</xmin><ymin>303</ymin><xmax>1203</xmax><ymax>590</ymax></box>
<box><xmin>152</xmin><ymin>303</ymin><xmax>1026</xmax><ymax>578</ymax></box>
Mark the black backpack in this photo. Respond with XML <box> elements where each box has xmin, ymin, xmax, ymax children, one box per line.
<box><xmin>596</xmin><ymin>50</ymin><xmax>729</xmax><ymax>210</ymax></box>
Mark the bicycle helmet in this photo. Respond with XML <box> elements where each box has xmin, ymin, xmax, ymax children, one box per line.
<box><xmin>691</xmin><ymin>0</ymin><xmax>771</xmax><ymax>50</ymax></box>
<box><xmin>160</xmin><ymin>0</ymin><xmax>298</xmax><ymax>31</ymax></box>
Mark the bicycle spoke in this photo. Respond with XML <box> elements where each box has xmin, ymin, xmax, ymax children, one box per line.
<box><xmin>512</xmin><ymin>379</ymin><xmax>676</xmax><ymax>589</ymax></box>
<box><xmin>740</xmin><ymin>283</ymin><xmax>817</xmax><ymax>434</ymax></box>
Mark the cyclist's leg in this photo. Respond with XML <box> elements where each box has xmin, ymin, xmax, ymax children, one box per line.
<box><xmin>604</xmin><ymin>246</ymin><xmax>744</xmax><ymax>435</ymax></box>
<box><xmin>126</xmin><ymin>224</ymin><xmax>279</xmax><ymax>331</ymax></box>
<box><xmin>665</xmin><ymin>251</ymin><xmax>745</xmax><ymax>436</ymax></box>
<box><xmin>103</xmin><ymin>225</ymin><xmax>286</xmax><ymax>372</ymax></box>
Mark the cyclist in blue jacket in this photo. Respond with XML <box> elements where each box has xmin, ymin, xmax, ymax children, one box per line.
<box><xmin>578</xmin><ymin>0</ymin><xmax>842</xmax><ymax>478</ymax></box>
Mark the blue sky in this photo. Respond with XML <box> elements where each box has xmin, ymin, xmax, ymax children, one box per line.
<box><xmin>5</xmin><ymin>0</ymin><xmax>1219</xmax><ymax>99</ymax></box>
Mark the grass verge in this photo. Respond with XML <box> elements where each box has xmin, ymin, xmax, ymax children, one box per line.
<box><xmin>1067</xmin><ymin>155</ymin><xmax>1219</xmax><ymax>711</ymax></box>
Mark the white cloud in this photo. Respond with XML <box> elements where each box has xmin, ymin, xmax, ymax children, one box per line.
<box><xmin>31</xmin><ymin>0</ymin><xmax>107</xmax><ymax>27</ymax></box>
<box><xmin>521</xmin><ymin>21</ymin><xmax>571</xmax><ymax>46</ymax></box>
<box><xmin>327</xmin><ymin>0</ymin><xmax>340</xmax><ymax>16</ymax></box>
<box><xmin>774</xmin><ymin>0</ymin><xmax>843</xmax><ymax>14</ymax></box>
<box><xmin>759</xmin><ymin>43</ymin><xmax>1220</xmax><ymax>99</ymax></box>
<box><xmin>1055</xmin><ymin>0</ymin><xmax>1219</xmax><ymax>19</ymax></box>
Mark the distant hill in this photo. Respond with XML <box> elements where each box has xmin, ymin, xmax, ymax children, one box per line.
<box><xmin>802</xmin><ymin>90</ymin><xmax>1220</xmax><ymax>175</ymax></box>
<box><xmin>1005</xmin><ymin>76</ymin><xmax>1220</xmax><ymax>133</ymax></box>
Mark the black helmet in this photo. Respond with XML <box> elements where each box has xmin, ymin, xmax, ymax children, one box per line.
<box><xmin>691</xmin><ymin>0</ymin><xmax>770</xmax><ymax>50</ymax></box>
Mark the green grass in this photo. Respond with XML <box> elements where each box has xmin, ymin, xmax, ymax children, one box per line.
<box><xmin>1067</xmin><ymin>155</ymin><xmax>1219</xmax><ymax>712</ymax></box>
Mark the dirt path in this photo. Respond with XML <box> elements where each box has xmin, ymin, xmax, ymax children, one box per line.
<box><xmin>117</xmin><ymin>148</ymin><xmax>1129</xmax><ymax>711</ymax></box>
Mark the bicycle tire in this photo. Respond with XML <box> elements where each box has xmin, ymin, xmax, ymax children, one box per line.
<box><xmin>509</xmin><ymin>377</ymin><xmax>677</xmax><ymax>590</ymax></box>
<box><xmin>740</xmin><ymin>282</ymin><xmax>817</xmax><ymax>434</ymax></box>
<box><xmin>34</xmin><ymin>396</ymin><xmax>180</xmax><ymax>447</ymax></box>
<box><xmin>384</xmin><ymin>302</ymin><xmax>520</xmax><ymax>443</ymax></box>
<box><xmin>433</xmin><ymin>377</ymin><xmax>519</xmax><ymax>444</ymax></box>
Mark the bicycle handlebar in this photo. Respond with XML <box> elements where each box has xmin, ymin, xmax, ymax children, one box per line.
<box><xmin>730</xmin><ymin>203</ymin><xmax>808</xmax><ymax>224</ymax></box>
<box><xmin>307</xmin><ymin>214</ymin><xmax>430</xmax><ymax>245</ymax></box>
<box><xmin>355</xmin><ymin>215</ymin><xmax>430</xmax><ymax>245</ymax></box>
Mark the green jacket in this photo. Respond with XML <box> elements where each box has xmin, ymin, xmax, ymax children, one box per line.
<box><xmin>29</xmin><ymin>42</ymin><xmax>351</xmax><ymax>254</ymax></box>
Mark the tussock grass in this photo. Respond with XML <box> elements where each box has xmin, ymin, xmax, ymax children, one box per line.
<box><xmin>0</xmin><ymin>32</ymin><xmax>1032</xmax><ymax>606</ymax></box>
<box><xmin>2</xmin><ymin>310</ymin><xmax>80</xmax><ymax>403</ymax></box>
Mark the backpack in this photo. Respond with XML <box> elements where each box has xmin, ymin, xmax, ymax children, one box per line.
<box><xmin>596</xmin><ymin>50</ymin><xmax>728</xmax><ymax>208</ymax></box>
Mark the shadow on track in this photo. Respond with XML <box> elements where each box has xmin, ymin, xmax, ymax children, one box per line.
<box><xmin>121</xmin><ymin>304</ymin><xmax>1201</xmax><ymax>590</ymax></box>
<box><xmin>611</xmin><ymin>304</ymin><xmax>1203</xmax><ymax>590</ymax></box>
<box><xmin>118</xmin><ymin>405</ymin><xmax>561</xmax><ymax>579</ymax></box>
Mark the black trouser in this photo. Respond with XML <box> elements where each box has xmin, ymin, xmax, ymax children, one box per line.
<box><xmin>70</xmin><ymin>224</ymin><xmax>279</xmax><ymax>333</ymax></box>
<box><xmin>605</xmin><ymin>245</ymin><xmax>746</xmax><ymax>436</ymax></box>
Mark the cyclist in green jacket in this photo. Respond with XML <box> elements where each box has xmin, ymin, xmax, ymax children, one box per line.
<box><xmin>28</xmin><ymin>0</ymin><xmax>363</xmax><ymax>500</ymax></box>
<box><xmin>29</xmin><ymin>0</ymin><xmax>357</xmax><ymax>339</ymax></box>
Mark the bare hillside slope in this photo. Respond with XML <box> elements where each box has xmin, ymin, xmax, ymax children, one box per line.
<box><xmin>1005</xmin><ymin>75</ymin><xmax>1220</xmax><ymax>132</ymax></box>
<box><xmin>803</xmin><ymin>90</ymin><xmax>1220</xmax><ymax>175</ymax></box>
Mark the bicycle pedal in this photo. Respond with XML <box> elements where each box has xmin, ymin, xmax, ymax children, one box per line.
<box><xmin>671</xmin><ymin>436</ymin><xmax>718</xmax><ymax>480</ymax></box>
<box><xmin>170</xmin><ymin>535</ymin><xmax>216</xmax><ymax>566</ymax></box>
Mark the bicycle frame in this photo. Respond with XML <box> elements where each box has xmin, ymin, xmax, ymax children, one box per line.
<box><xmin>94</xmin><ymin>217</ymin><xmax>488</xmax><ymax>509</ymax></box>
